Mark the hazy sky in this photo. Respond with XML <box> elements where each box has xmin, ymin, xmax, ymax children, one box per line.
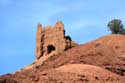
<box><xmin>0</xmin><ymin>0</ymin><xmax>125</xmax><ymax>75</ymax></box>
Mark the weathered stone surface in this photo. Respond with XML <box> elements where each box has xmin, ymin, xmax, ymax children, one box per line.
<box><xmin>35</xmin><ymin>21</ymin><xmax>75</xmax><ymax>59</ymax></box>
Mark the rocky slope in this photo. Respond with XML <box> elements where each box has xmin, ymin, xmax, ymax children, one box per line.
<box><xmin>0</xmin><ymin>34</ymin><xmax>125</xmax><ymax>83</ymax></box>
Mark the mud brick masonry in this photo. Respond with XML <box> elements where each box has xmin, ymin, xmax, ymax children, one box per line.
<box><xmin>35</xmin><ymin>21</ymin><xmax>77</xmax><ymax>59</ymax></box>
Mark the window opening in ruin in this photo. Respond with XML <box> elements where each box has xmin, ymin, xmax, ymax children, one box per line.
<box><xmin>47</xmin><ymin>45</ymin><xmax>55</xmax><ymax>54</ymax></box>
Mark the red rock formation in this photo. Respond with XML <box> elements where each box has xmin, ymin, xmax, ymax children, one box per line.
<box><xmin>35</xmin><ymin>21</ymin><xmax>77</xmax><ymax>59</ymax></box>
<box><xmin>35</xmin><ymin>23</ymin><xmax>43</xmax><ymax>59</ymax></box>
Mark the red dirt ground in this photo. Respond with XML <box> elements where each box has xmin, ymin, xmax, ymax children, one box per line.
<box><xmin>0</xmin><ymin>34</ymin><xmax>125</xmax><ymax>83</ymax></box>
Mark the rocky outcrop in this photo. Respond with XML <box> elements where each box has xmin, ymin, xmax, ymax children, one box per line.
<box><xmin>35</xmin><ymin>21</ymin><xmax>78</xmax><ymax>59</ymax></box>
<box><xmin>21</xmin><ymin>21</ymin><xmax>78</xmax><ymax>70</ymax></box>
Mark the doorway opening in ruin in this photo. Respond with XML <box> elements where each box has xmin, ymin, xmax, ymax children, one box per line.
<box><xmin>47</xmin><ymin>45</ymin><xmax>55</xmax><ymax>54</ymax></box>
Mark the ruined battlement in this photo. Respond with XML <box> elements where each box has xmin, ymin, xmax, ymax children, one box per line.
<box><xmin>35</xmin><ymin>21</ymin><xmax>74</xmax><ymax>59</ymax></box>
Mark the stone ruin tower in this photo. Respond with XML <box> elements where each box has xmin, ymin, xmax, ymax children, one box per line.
<box><xmin>35</xmin><ymin>21</ymin><xmax>72</xmax><ymax>59</ymax></box>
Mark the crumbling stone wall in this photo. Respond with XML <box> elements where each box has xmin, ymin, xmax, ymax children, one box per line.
<box><xmin>35</xmin><ymin>21</ymin><xmax>72</xmax><ymax>59</ymax></box>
